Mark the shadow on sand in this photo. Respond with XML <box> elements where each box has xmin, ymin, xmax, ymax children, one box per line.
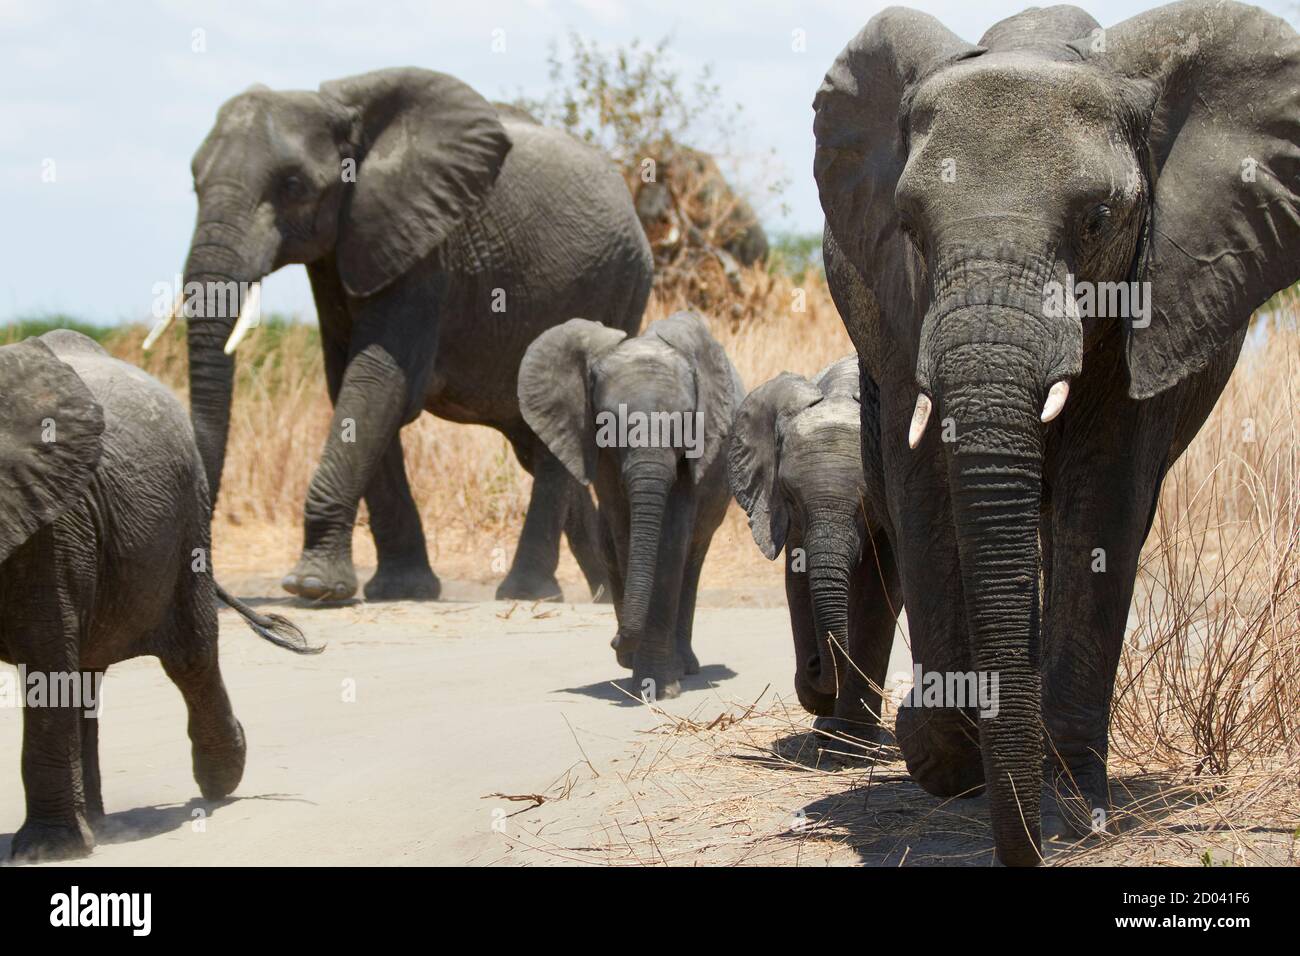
<box><xmin>0</xmin><ymin>793</ymin><xmax>315</xmax><ymax>864</ymax></box>
<box><xmin>555</xmin><ymin>664</ymin><xmax>740</xmax><ymax>706</ymax></box>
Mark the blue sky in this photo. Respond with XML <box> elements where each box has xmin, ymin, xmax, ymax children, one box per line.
<box><xmin>2</xmin><ymin>0</ymin><xmax>1294</xmax><ymax>322</ymax></box>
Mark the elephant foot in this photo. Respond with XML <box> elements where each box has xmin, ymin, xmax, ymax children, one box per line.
<box><xmin>678</xmin><ymin>645</ymin><xmax>700</xmax><ymax>675</ymax></box>
<box><xmin>193</xmin><ymin>719</ymin><xmax>246</xmax><ymax>801</ymax></box>
<box><xmin>282</xmin><ymin>551</ymin><xmax>358</xmax><ymax>601</ymax></box>
<box><xmin>813</xmin><ymin>716</ymin><xmax>891</xmax><ymax>761</ymax></box>
<box><xmin>11</xmin><ymin>817</ymin><xmax>95</xmax><ymax>863</ymax></box>
<box><xmin>632</xmin><ymin>649</ymin><xmax>684</xmax><ymax>702</ymax></box>
<box><xmin>1042</xmin><ymin>767</ymin><xmax>1111</xmax><ymax>843</ymax></box>
<box><xmin>495</xmin><ymin>569</ymin><xmax>563</xmax><ymax>602</ymax></box>
<box><xmin>894</xmin><ymin>704</ymin><xmax>985</xmax><ymax>799</ymax></box>
<box><xmin>365</xmin><ymin>563</ymin><xmax>441</xmax><ymax>602</ymax></box>
<box><xmin>85</xmin><ymin>794</ymin><xmax>106</xmax><ymax>828</ymax></box>
<box><xmin>632</xmin><ymin>673</ymin><xmax>681</xmax><ymax>701</ymax></box>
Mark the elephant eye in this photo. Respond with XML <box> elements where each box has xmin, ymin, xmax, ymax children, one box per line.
<box><xmin>278</xmin><ymin>173</ymin><xmax>307</xmax><ymax>201</ymax></box>
<box><xmin>1081</xmin><ymin>203</ymin><xmax>1111</xmax><ymax>240</ymax></box>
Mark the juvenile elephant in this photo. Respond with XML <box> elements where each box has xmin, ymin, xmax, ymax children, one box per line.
<box><xmin>519</xmin><ymin>313</ymin><xmax>742</xmax><ymax>699</ymax></box>
<box><xmin>0</xmin><ymin>331</ymin><xmax>317</xmax><ymax>862</ymax></box>
<box><xmin>813</xmin><ymin>2</ymin><xmax>1300</xmax><ymax>863</ymax></box>
<box><xmin>730</xmin><ymin>357</ymin><xmax>901</xmax><ymax>745</ymax></box>
<box><xmin>170</xmin><ymin>68</ymin><xmax>653</xmax><ymax>604</ymax></box>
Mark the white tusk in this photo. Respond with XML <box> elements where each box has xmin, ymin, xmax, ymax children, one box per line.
<box><xmin>223</xmin><ymin>282</ymin><xmax>262</xmax><ymax>355</ymax></box>
<box><xmin>1040</xmin><ymin>380</ymin><xmax>1069</xmax><ymax>423</ymax></box>
<box><xmin>907</xmin><ymin>393</ymin><xmax>932</xmax><ymax>449</ymax></box>
<box><xmin>143</xmin><ymin>290</ymin><xmax>185</xmax><ymax>351</ymax></box>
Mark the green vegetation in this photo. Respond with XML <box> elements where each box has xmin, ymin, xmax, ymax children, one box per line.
<box><xmin>766</xmin><ymin>231</ymin><xmax>824</xmax><ymax>283</ymax></box>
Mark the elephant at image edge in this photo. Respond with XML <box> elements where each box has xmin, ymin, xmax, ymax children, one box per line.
<box><xmin>729</xmin><ymin>357</ymin><xmax>901</xmax><ymax>747</ymax></box>
<box><xmin>0</xmin><ymin>331</ymin><xmax>316</xmax><ymax>863</ymax></box>
<box><xmin>813</xmin><ymin>2</ymin><xmax>1300</xmax><ymax>864</ymax></box>
<box><xmin>180</xmin><ymin>68</ymin><xmax>653</xmax><ymax>603</ymax></box>
<box><xmin>518</xmin><ymin>312</ymin><xmax>742</xmax><ymax>700</ymax></box>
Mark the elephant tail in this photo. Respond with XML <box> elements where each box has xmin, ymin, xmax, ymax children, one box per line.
<box><xmin>214</xmin><ymin>583</ymin><xmax>324</xmax><ymax>655</ymax></box>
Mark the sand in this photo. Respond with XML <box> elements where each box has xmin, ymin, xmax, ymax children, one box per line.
<box><xmin>0</xmin><ymin>577</ymin><xmax>910</xmax><ymax>866</ymax></box>
<box><xmin>4</xmin><ymin>577</ymin><xmax>1291</xmax><ymax>867</ymax></box>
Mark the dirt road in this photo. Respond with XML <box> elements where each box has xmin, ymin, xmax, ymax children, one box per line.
<box><xmin>0</xmin><ymin>580</ymin><xmax>912</xmax><ymax>866</ymax></box>
<box><xmin>4</xmin><ymin>578</ymin><xmax>1290</xmax><ymax>867</ymax></box>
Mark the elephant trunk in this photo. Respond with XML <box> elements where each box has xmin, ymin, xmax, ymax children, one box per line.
<box><xmin>939</xmin><ymin>347</ymin><xmax>1045</xmax><ymax>867</ymax></box>
<box><xmin>182</xmin><ymin>199</ymin><xmax>275</xmax><ymax>503</ymax></box>
<box><xmin>619</xmin><ymin>455</ymin><xmax>674</xmax><ymax>643</ymax></box>
<box><xmin>802</xmin><ymin>507</ymin><xmax>860</xmax><ymax>696</ymax></box>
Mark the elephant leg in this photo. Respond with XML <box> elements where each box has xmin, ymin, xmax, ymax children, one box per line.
<box><xmin>362</xmin><ymin>430</ymin><xmax>440</xmax><ymax>601</ymax></box>
<box><xmin>9</xmin><ymin>532</ymin><xmax>95</xmax><ymax>862</ymax></box>
<box><xmin>80</xmin><ymin>677</ymin><xmax>105</xmax><ymax>825</ymax></box>
<box><xmin>162</xmin><ymin>579</ymin><xmax>245</xmax><ymax>801</ymax></box>
<box><xmin>673</xmin><ymin>540</ymin><xmax>709</xmax><ymax>676</ymax></box>
<box><xmin>881</xmin><ymin>418</ymin><xmax>985</xmax><ymax>798</ymax></box>
<box><xmin>497</xmin><ymin>438</ymin><xmax>569</xmax><ymax>602</ymax></box>
<box><xmin>1040</xmin><ymin>448</ymin><xmax>1164</xmax><ymax>842</ymax></box>
<box><xmin>563</xmin><ymin>481</ymin><xmax>612</xmax><ymax>602</ymax></box>
<box><xmin>285</xmin><ymin>292</ymin><xmax>440</xmax><ymax>600</ymax></box>
<box><xmin>818</xmin><ymin>532</ymin><xmax>902</xmax><ymax>749</ymax></box>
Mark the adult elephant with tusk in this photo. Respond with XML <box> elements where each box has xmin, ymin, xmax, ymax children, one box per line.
<box><xmin>166</xmin><ymin>69</ymin><xmax>653</xmax><ymax>603</ymax></box>
<box><xmin>814</xmin><ymin>2</ymin><xmax>1300</xmax><ymax>864</ymax></box>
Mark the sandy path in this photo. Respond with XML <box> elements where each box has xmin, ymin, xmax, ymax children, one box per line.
<box><xmin>0</xmin><ymin>582</ymin><xmax>911</xmax><ymax>866</ymax></box>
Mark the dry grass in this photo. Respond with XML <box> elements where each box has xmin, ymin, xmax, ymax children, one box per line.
<box><xmin>98</xmin><ymin>266</ymin><xmax>848</xmax><ymax>589</ymax></box>
<box><xmin>27</xmin><ymin>273</ymin><xmax>1300</xmax><ymax>865</ymax></box>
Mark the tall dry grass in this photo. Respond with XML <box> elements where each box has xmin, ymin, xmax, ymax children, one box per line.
<box><xmin>97</xmin><ymin>267</ymin><xmax>849</xmax><ymax>588</ymax></box>
<box><xmin>1112</xmin><ymin>304</ymin><xmax>1299</xmax><ymax>780</ymax></box>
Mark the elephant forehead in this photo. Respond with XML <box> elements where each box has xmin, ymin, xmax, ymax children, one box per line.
<box><xmin>197</xmin><ymin>91</ymin><xmax>332</xmax><ymax>179</ymax></box>
<box><xmin>783</xmin><ymin>400</ymin><xmax>859</xmax><ymax>448</ymax></box>
<box><xmin>911</xmin><ymin>54</ymin><xmax>1118</xmax><ymax>128</ymax></box>
<box><xmin>591</xmin><ymin>341</ymin><xmax>692</xmax><ymax>405</ymax></box>
<box><xmin>901</xmin><ymin>56</ymin><xmax>1141</xmax><ymax>223</ymax></box>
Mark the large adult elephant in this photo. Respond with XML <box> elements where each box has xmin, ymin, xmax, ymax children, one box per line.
<box><xmin>173</xmin><ymin>68</ymin><xmax>653</xmax><ymax>602</ymax></box>
<box><xmin>813</xmin><ymin>2</ymin><xmax>1300</xmax><ymax>864</ymax></box>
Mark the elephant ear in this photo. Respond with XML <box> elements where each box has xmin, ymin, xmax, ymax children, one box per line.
<box><xmin>813</xmin><ymin>10</ymin><xmax>983</xmax><ymax>376</ymax></box>
<box><xmin>518</xmin><ymin>319</ymin><xmax>628</xmax><ymax>486</ymax></box>
<box><xmin>728</xmin><ymin>374</ymin><xmax>822</xmax><ymax>560</ymax></box>
<box><xmin>1092</xmin><ymin>2</ymin><xmax>1300</xmax><ymax>399</ymax></box>
<box><xmin>0</xmin><ymin>338</ymin><xmax>104</xmax><ymax>564</ymax></box>
<box><xmin>321</xmin><ymin>68</ymin><xmax>512</xmax><ymax>298</ymax></box>
<box><xmin>646</xmin><ymin>311</ymin><xmax>742</xmax><ymax>483</ymax></box>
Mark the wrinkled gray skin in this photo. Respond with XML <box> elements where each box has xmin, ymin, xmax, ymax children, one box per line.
<box><xmin>730</xmin><ymin>357</ymin><xmax>901</xmax><ymax>747</ymax></box>
<box><xmin>814</xmin><ymin>2</ymin><xmax>1300</xmax><ymax>864</ymax></box>
<box><xmin>0</xmin><ymin>331</ymin><xmax>315</xmax><ymax>862</ymax></box>
<box><xmin>182</xmin><ymin>68</ymin><xmax>652</xmax><ymax>604</ymax></box>
<box><xmin>519</xmin><ymin>313</ymin><xmax>742</xmax><ymax>700</ymax></box>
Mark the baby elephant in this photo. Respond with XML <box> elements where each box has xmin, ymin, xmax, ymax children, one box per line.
<box><xmin>730</xmin><ymin>357</ymin><xmax>901</xmax><ymax>746</ymax></box>
<box><xmin>0</xmin><ymin>330</ymin><xmax>317</xmax><ymax>862</ymax></box>
<box><xmin>520</xmin><ymin>312</ymin><xmax>742</xmax><ymax>700</ymax></box>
